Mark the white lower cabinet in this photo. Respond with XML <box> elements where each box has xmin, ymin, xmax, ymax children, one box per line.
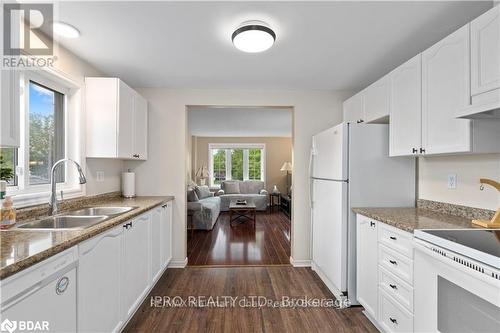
<box><xmin>78</xmin><ymin>226</ymin><xmax>123</xmax><ymax>333</ymax></box>
<box><xmin>76</xmin><ymin>202</ymin><xmax>173</xmax><ymax>332</ymax></box>
<box><xmin>160</xmin><ymin>202</ymin><xmax>173</xmax><ymax>269</ymax></box>
<box><xmin>379</xmin><ymin>289</ymin><xmax>414</xmax><ymax>333</ymax></box>
<box><xmin>122</xmin><ymin>213</ymin><xmax>152</xmax><ymax>318</ymax></box>
<box><xmin>151</xmin><ymin>207</ymin><xmax>163</xmax><ymax>282</ymax></box>
<box><xmin>356</xmin><ymin>215</ymin><xmax>379</xmax><ymax>320</ymax></box>
<box><xmin>356</xmin><ymin>214</ymin><xmax>415</xmax><ymax>332</ymax></box>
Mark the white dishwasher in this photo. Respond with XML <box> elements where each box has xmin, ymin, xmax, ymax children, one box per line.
<box><xmin>0</xmin><ymin>247</ymin><xmax>78</xmax><ymax>333</ymax></box>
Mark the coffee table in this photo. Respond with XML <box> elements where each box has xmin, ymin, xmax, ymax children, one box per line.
<box><xmin>229</xmin><ymin>200</ymin><xmax>256</xmax><ymax>227</ymax></box>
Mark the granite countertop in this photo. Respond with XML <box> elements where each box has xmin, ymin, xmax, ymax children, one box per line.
<box><xmin>0</xmin><ymin>195</ymin><xmax>174</xmax><ymax>280</ymax></box>
<box><xmin>351</xmin><ymin>207</ymin><xmax>482</xmax><ymax>233</ymax></box>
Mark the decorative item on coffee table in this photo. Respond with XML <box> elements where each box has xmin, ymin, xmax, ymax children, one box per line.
<box><xmin>229</xmin><ymin>199</ymin><xmax>256</xmax><ymax>227</ymax></box>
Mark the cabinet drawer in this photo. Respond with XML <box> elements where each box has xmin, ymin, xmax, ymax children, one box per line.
<box><xmin>378</xmin><ymin>223</ymin><xmax>413</xmax><ymax>258</ymax></box>
<box><xmin>379</xmin><ymin>244</ymin><xmax>413</xmax><ymax>284</ymax></box>
<box><xmin>379</xmin><ymin>266</ymin><xmax>413</xmax><ymax>313</ymax></box>
<box><xmin>379</xmin><ymin>289</ymin><xmax>413</xmax><ymax>333</ymax></box>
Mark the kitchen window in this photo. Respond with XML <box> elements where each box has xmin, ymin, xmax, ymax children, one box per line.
<box><xmin>208</xmin><ymin>144</ymin><xmax>265</xmax><ymax>187</ymax></box>
<box><xmin>1</xmin><ymin>69</ymin><xmax>84</xmax><ymax>206</ymax></box>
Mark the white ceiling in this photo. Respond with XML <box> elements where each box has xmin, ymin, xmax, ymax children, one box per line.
<box><xmin>57</xmin><ymin>1</ymin><xmax>492</xmax><ymax>90</ymax></box>
<box><xmin>188</xmin><ymin>107</ymin><xmax>292</xmax><ymax>137</ymax></box>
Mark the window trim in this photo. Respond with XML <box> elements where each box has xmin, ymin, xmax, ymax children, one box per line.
<box><xmin>208</xmin><ymin>143</ymin><xmax>266</xmax><ymax>187</ymax></box>
<box><xmin>6</xmin><ymin>68</ymin><xmax>86</xmax><ymax>207</ymax></box>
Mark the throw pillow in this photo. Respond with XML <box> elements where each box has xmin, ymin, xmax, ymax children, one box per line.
<box><xmin>224</xmin><ymin>181</ymin><xmax>240</xmax><ymax>194</ymax></box>
<box><xmin>187</xmin><ymin>188</ymin><xmax>199</xmax><ymax>202</ymax></box>
<box><xmin>195</xmin><ymin>185</ymin><xmax>211</xmax><ymax>199</ymax></box>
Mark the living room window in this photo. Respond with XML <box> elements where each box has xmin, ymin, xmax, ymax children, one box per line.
<box><xmin>208</xmin><ymin>144</ymin><xmax>265</xmax><ymax>187</ymax></box>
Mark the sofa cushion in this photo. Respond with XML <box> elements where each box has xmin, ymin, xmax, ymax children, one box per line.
<box><xmin>239</xmin><ymin>180</ymin><xmax>265</xmax><ymax>194</ymax></box>
<box><xmin>222</xmin><ymin>181</ymin><xmax>240</xmax><ymax>194</ymax></box>
<box><xmin>187</xmin><ymin>188</ymin><xmax>199</xmax><ymax>202</ymax></box>
<box><xmin>195</xmin><ymin>185</ymin><xmax>211</xmax><ymax>199</ymax></box>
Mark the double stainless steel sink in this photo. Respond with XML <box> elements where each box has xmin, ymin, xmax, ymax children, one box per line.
<box><xmin>17</xmin><ymin>206</ymin><xmax>137</xmax><ymax>230</ymax></box>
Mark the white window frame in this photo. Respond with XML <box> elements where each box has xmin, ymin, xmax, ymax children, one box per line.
<box><xmin>6</xmin><ymin>68</ymin><xmax>85</xmax><ymax>207</ymax></box>
<box><xmin>208</xmin><ymin>143</ymin><xmax>266</xmax><ymax>187</ymax></box>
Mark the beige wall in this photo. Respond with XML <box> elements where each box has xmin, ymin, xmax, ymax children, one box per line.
<box><xmin>125</xmin><ymin>88</ymin><xmax>351</xmax><ymax>265</ymax></box>
<box><xmin>418</xmin><ymin>154</ymin><xmax>500</xmax><ymax>210</ymax></box>
<box><xmin>191</xmin><ymin>136</ymin><xmax>292</xmax><ymax>193</ymax></box>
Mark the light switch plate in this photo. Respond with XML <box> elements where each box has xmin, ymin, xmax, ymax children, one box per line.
<box><xmin>96</xmin><ymin>171</ymin><xmax>105</xmax><ymax>182</ymax></box>
<box><xmin>447</xmin><ymin>174</ymin><xmax>457</xmax><ymax>189</ymax></box>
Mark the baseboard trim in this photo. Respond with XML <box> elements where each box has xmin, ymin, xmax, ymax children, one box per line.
<box><xmin>168</xmin><ymin>257</ymin><xmax>188</xmax><ymax>268</ymax></box>
<box><xmin>289</xmin><ymin>257</ymin><xmax>311</xmax><ymax>267</ymax></box>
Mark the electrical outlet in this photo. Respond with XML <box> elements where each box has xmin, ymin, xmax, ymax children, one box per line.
<box><xmin>96</xmin><ymin>171</ymin><xmax>105</xmax><ymax>182</ymax></box>
<box><xmin>447</xmin><ymin>174</ymin><xmax>457</xmax><ymax>189</ymax></box>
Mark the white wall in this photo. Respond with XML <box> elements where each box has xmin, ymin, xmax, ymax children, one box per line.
<box><xmin>419</xmin><ymin>154</ymin><xmax>500</xmax><ymax>210</ymax></box>
<box><xmin>53</xmin><ymin>46</ymin><xmax>124</xmax><ymax>195</ymax></box>
<box><xmin>125</xmin><ymin>89</ymin><xmax>351</xmax><ymax>264</ymax></box>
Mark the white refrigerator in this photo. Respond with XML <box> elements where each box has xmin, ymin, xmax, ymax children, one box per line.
<box><xmin>309</xmin><ymin>122</ymin><xmax>415</xmax><ymax>305</ymax></box>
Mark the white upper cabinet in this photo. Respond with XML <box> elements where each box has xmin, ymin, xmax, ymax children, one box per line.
<box><xmin>458</xmin><ymin>6</ymin><xmax>500</xmax><ymax>118</ymax></box>
<box><xmin>86</xmin><ymin>77</ymin><xmax>148</xmax><ymax>160</ymax></box>
<box><xmin>421</xmin><ymin>25</ymin><xmax>472</xmax><ymax>155</ymax></box>
<box><xmin>0</xmin><ymin>70</ymin><xmax>20</xmax><ymax>147</ymax></box>
<box><xmin>363</xmin><ymin>74</ymin><xmax>391</xmax><ymax>123</ymax></box>
<box><xmin>133</xmin><ymin>93</ymin><xmax>148</xmax><ymax>160</ymax></box>
<box><xmin>471</xmin><ymin>6</ymin><xmax>500</xmax><ymax>97</ymax></box>
<box><xmin>343</xmin><ymin>92</ymin><xmax>364</xmax><ymax>123</ymax></box>
<box><xmin>390</xmin><ymin>55</ymin><xmax>422</xmax><ymax>157</ymax></box>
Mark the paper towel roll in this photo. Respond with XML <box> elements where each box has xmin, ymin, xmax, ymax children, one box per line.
<box><xmin>122</xmin><ymin>172</ymin><xmax>136</xmax><ymax>198</ymax></box>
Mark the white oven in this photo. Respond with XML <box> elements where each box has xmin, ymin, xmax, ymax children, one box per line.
<box><xmin>413</xmin><ymin>230</ymin><xmax>500</xmax><ymax>333</ymax></box>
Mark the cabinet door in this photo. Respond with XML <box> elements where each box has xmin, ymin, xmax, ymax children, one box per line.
<box><xmin>390</xmin><ymin>55</ymin><xmax>422</xmax><ymax>156</ymax></box>
<box><xmin>422</xmin><ymin>25</ymin><xmax>472</xmax><ymax>154</ymax></box>
<box><xmin>78</xmin><ymin>226</ymin><xmax>123</xmax><ymax>333</ymax></box>
<box><xmin>356</xmin><ymin>215</ymin><xmax>378</xmax><ymax>320</ymax></box>
<box><xmin>471</xmin><ymin>6</ymin><xmax>500</xmax><ymax>98</ymax></box>
<box><xmin>133</xmin><ymin>92</ymin><xmax>148</xmax><ymax>160</ymax></box>
<box><xmin>122</xmin><ymin>214</ymin><xmax>151</xmax><ymax>318</ymax></box>
<box><xmin>150</xmin><ymin>207</ymin><xmax>162</xmax><ymax>282</ymax></box>
<box><xmin>117</xmin><ymin>81</ymin><xmax>135</xmax><ymax>159</ymax></box>
<box><xmin>364</xmin><ymin>74</ymin><xmax>391</xmax><ymax>123</ymax></box>
<box><xmin>343</xmin><ymin>93</ymin><xmax>364</xmax><ymax>123</ymax></box>
<box><xmin>0</xmin><ymin>70</ymin><xmax>20</xmax><ymax>147</ymax></box>
<box><xmin>161</xmin><ymin>202</ymin><xmax>173</xmax><ymax>268</ymax></box>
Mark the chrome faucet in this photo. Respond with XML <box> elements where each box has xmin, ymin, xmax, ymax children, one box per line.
<box><xmin>49</xmin><ymin>159</ymin><xmax>87</xmax><ymax>215</ymax></box>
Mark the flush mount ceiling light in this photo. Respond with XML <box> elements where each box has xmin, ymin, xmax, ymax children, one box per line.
<box><xmin>232</xmin><ymin>20</ymin><xmax>276</xmax><ymax>53</ymax></box>
<box><xmin>52</xmin><ymin>22</ymin><xmax>80</xmax><ymax>38</ymax></box>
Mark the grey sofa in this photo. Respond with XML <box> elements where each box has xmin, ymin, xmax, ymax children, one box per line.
<box><xmin>187</xmin><ymin>186</ymin><xmax>220</xmax><ymax>230</ymax></box>
<box><xmin>217</xmin><ymin>180</ymin><xmax>268</xmax><ymax>211</ymax></box>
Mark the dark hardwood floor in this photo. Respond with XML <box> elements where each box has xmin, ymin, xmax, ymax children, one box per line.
<box><xmin>187</xmin><ymin>209</ymin><xmax>291</xmax><ymax>266</ymax></box>
<box><xmin>123</xmin><ymin>266</ymin><xmax>377</xmax><ymax>332</ymax></box>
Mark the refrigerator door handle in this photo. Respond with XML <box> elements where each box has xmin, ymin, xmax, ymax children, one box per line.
<box><xmin>308</xmin><ymin>148</ymin><xmax>314</xmax><ymax>208</ymax></box>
